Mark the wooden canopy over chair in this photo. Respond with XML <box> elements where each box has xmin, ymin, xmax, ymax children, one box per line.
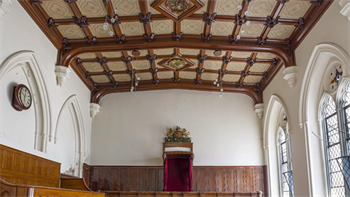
<box><xmin>163</xmin><ymin>143</ymin><xmax>194</xmax><ymax>192</ymax></box>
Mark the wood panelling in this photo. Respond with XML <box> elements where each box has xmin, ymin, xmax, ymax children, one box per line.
<box><xmin>0</xmin><ymin>144</ymin><xmax>60</xmax><ymax>187</ymax></box>
<box><xmin>105</xmin><ymin>191</ymin><xmax>262</xmax><ymax>197</ymax></box>
<box><xmin>60</xmin><ymin>178</ymin><xmax>91</xmax><ymax>191</ymax></box>
<box><xmin>85</xmin><ymin>165</ymin><xmax>267</xmax><ymax>196</ymax></box>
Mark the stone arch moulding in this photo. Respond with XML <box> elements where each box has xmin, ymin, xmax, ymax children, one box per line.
<box><xmin>0</xmin><ymin>50</ymin><xmax>51</xmax><ymax>152</ymax></box>
<box><xmin>298</xmin><ymin>43</ymin><xmax>350</xmax><ymax>197</ymax></box>
<box><xmin>53</xmin><ymin>94</ymin><xmax>85</xmax><ymax>177</ymax></box>
<box><xmin>263</xmin><ymin>94</ymin><xmax>290</xmax><ymax>197</ymax></box>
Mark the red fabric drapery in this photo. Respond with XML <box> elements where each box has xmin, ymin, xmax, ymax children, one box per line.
<box><xmin>164</xmin><ymin>156</ymin><xmax>192</xmax><ymax>192</ymax></box>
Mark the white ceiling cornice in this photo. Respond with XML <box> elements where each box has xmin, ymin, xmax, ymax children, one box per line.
<box><xmin>0</xmin><ymin>0</ymin><xmax>12</xmax><ymax>20</ymax></box>
<box><xmin>339</xmin><ymin>0</ymin><xmax>350</xmax><ymax>21</ymax></box>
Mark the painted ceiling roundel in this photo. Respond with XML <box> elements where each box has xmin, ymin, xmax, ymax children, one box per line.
<box><xmin>19</xmin><ymin>0</ymin><xmax>333</xmax><ymax>104</ymax></box>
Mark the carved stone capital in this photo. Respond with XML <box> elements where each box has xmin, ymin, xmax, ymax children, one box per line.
<box><xmin>283</xmin><ymin>66</ymin><xmax>298</xmax><ymax>87</ymax></box>
<box><xmin>339</xmin><ymin>0</ymin><xmax>350</xmax><ymax>21</ymax></box>
<box><xmin>254</xmin><ymin>103</ymin><xmax>264</xmax><ymax>119</ymax></box>
<box><xmin>0</xmin><ymin>0</ymin><xmax>12</xmax><ymax>20</ymax></box>
<box><xmin>55</xmin><ymin>65</ymin><xmax>71</xmax><ymax>87</ymax></box>
<box><xmin>89</xmin><ymin>103</ymin><xmax>100</xmax><ymax>118</ymax></box>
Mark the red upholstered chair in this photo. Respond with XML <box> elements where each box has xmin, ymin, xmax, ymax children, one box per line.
<box><xmin>163</xmin><ymin>143</ymin><xmax>194</xmax><ymax>192</ymax></box>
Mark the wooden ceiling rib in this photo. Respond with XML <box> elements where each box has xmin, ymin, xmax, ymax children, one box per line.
<box><xmin>19</xmin><ymin>0</ymin><xmax>333</xmax><ymax>104</ymax></box>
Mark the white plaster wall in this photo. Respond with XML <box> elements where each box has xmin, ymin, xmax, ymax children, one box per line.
<box><xmin>0</xmin><ymin>1</ymin><xmax>92</xmax><ymax>174</ymax></box>
<box><xmin>90</xmin><ymin>90</ymin><xmax>264</xmax><ymax>166</ymax></box>
<box><xmin>263</xmin><ymin>1</ymin><xmax>350</xmax><ymax>196</ymax></box>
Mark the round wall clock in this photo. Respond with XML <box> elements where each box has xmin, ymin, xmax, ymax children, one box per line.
<box><xmin>12</xmin><ymin>84</ymin><xmax>32</xmax><ymax>111</ymax></box>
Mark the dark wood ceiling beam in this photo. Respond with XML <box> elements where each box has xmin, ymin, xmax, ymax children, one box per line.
<box><xmin>72</xmin><ymin>59</ymin><xmax>94</xmax><ymax>90</ymax></box>
<box><xmin>231</xmin><ymin>0</ymin><xmax>250</xmax><ymax>38</ymax></box>
<box><xmin>121</xmin><ymin>51</ymin><xmax>134</xmax><ymax>71</ymax></box>
<box><xmin>259</xmin><ymin>2</ymin><xmax>284</xmax><ymax>39</ymax></box>
<box><xmin>139</xmin><ymin>0</ymin><xmax>153</xmax><ymax>36</ymax></box>
<box><xmin>195</xmin><ymin>50</ymin><xmax>206</xmax><ymax>83</ymax></box>
<box><xmin>218</xmin><ymin>51</ymin><xmax>233</xmax><ymax>82</ymax></box>
<box><xmin>238</xmin><ymin>53</ymin><xmax>258</xmax><ymax>84</ymax></box>
<box><xmin>59</xmin><ymin>37</ymin><xmax>293</xmax><ymax>68</ymax></box>
<box><xmin>96</xmin><ymin>52</ymin><xmax>117</xmax><ymax>85</ymax></box>
<box><xmin>91</xmin><ymin>79</ymin><xmax>262</xmax><ymax>104</ymax></box>
<box><xmin>65</xmin><ymin>1</ymin><xmax>94</xmax><ymax>39</ymax></box>
<box><xmin>148</xmin><ymin>49</ymin><xmax>159</xmax><ymax>82</ymax></box>
<box><xmin>260</xmin><ymin>59</ymin><xmax>283</xmax><ymax>90</ymax></box>
<box><xmin>104</xmin><ymin>0</ymin><xmax>123</xmax><ymax>37</ymax></box>
<box><xmin>202</xmin><ymin>0</ymin><xmax>216</xmax><ymax>36</ymax></box>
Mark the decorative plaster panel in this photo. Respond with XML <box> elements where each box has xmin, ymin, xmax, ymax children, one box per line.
<box><xmin>201</xmin><ymin>73</ymin><xmax>218</xmax><ymax>81</ymax></box>
<box><xmin>136</xmin><ymin>72</ymin><xmax>153</xmax><ymax>80</ymax></box>
<box><xmin>132</xmin><ymin>60</ymin><xmax>151</xmax><ymax>70</ymax></box>
<box><xmin>151</xmin><ymin>20</ymin><xmax>173</xmax><ymax>34</ymax></box>
<box><xmin>180</xmin><ymin>49</ymin><xmax>200</xmax><ymax>55</ymax></box>
<box><xmin>108</xmin><ymin>62</ymin><xmax>127</xmax><ymax>71</ymax></box>
<box><xmin>157</xmin><ymin>71</ymin><xmax>174</xmax><ymax>79</ymax></box>
<box><xmin>250</xmin><ymin>63</ymin><xmax>270</xmax><ymax>72</ymax></box>
<box><xmin>113</xmin><ymin>74</ymin><xmax>131</xmax><ymax>82</ymax></box>
<box><xmin>280</xmin><ymin>1</ymin><xmax>311</xmax><ymax>19</ymax></box>
<box><xmin>232</xmin><ymin>52</ymin><xmax>252</xmax><ymax>58</ymax></box>
<box><xmin>248</xmin><ymin>0</ymin><xmax>276</xmax><ymax>17</ymax></box>
<box><xmin>215</xmin><ymin>0</ymin><xmax>240</xmax><ymax>15</ymax></box>
<box><xmin>241</xmin><ymin>23</ymin><xmax>264</xmax><ymax>38</ymax></box>
<box><xmin>203</xmin><ymin>61</ymin><xmax>222</xmax><ymax>70</ymax></box>
<box><xmin>244</xmin><ymin>75</ymin><xmax>262</xmax><ymax>83</ymax></box>
<box><xmin>181</xmin><ymin>20</ymin><xmax>204</xmax><ymax>35</ymax></box>
<box><xmin>58</xmin><ymin>25</ymin><xmax>85</xmax><ymax>39</ymax></box>
<box><xmin>78</xmin><ymin>53</ymin><xmax>97</xmax><ymax>59</ymax></box>
<box><xmin>147</xmin><ymin>2</ymin><xmax>160</xmax><ymax>14</ymax></box>
<box><xmin>154</xmin><ymin>48</ymin><xmax>174</xmax><ymax>55</ymax></box>
<box><xmin>195</xmin><ymin>0</ymin><xmax>208</xmax><ymax>14</ymax></box>
<box><xmin>102</xmin><ymin>52</ymin><xmax>122</xmax><ymax>58</ymax></box>
<box><xmin>211</xmin><ymin>21</ymin><xmax>235</xmax><ymax>36</ymax></box>
<box><xmin>257</xmin><ymin>53</ymin><xmax>276</xmax><ymax>59</ymax></box>
<box><xmin>179</xmin><ymin>71</ymin><xmax>197</xmax><ymax>79</ymax></box>
<box><xmin>226</xmin><ymin>62</ymin><xmax>246</xmax><ymax>71</ymax></box>
<box><xmin>112</xmin><ymin>0</ymin><xmax>140</xmax><ymax>16</ymax></box>
<box><xmin>83</xmin><ymin>62</ymin><xmax>104</xmax><ymax>72</ymax></box>
<box><xmin>120</xmin><ymin>22</ymin><xmax>144</xmax><ymax>36</ymax></box>
<box><xmin>77</xmin><ymin>0</ymin><xmax>106</xmax><ymax>18</ymax></box>
<box><xmin>89</xmin><ymin>24</ymin><xmax>114</xmax><ymax>37</ymax></box>
<box><xmin>223</xmin><ymin>74</ymin><xmax>240</xmax><ymax>82</ymax></box>
<box><xmin>91</xmin><ymin>75</ymin><xmax>110</xmax><ymax>83</ymax></box>
<box><xmin>42</xmin><ymin>0</ymin><xmax>74</xmax><ymax>19</ymax></box>
<box><xmin>268</xmin><ymin>25</ymin><xmax>295</xmax><ymax>39</ymax></box>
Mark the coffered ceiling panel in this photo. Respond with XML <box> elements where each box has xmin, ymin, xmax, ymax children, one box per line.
<box><xmin>250</xmin><ymin>63</ymin><xmax>270</xmax><ymax>72</ymax></box>
<box><xmin>108</xmin><ymin>62</ymin><xmax>127</xmax><ymax>71</ymax></box>
<box><xmin>91</xmin><ymin>75</ymin><xmax>110</xmax><ymax>83</ymax></box>
<box><xmin>241</xmin><ymin>23</ymin><xmax>265</xmax><ymax>38</ymax></box>
<box><xmin>132</xmin><ymin>60</ymin><xmax>151</xmax><ymax>70</ymax></box>
<box><xmin>280</xmin><ymin>1</ymin><xmax>311</xmax><ymax>19</ymax></box>
<box><xmin>42</xmin><ymin>1</ymin><xmax>74</xmax><ymax>19</ymax></box>
<box><xmin>181</xmin><ymin>20</ymin><xmax>205</xmax><ymax>35</ymax></box>
<box><xmin>57</xmin><ymin>25</ymin><xmax>85</xmax><ymax>39</ymax></box>
<box><xmin>195</xmin><ymin>0</ymin><xmax>208</xmax><ymax>14</ymax></box>
<box><xmin>226</xmin><ymin>62</ymin><xmax>246</xmax><ymax>71</ymax></box>
<box><xmin>268</xmin><ymin>25</ymin><xmax>295</xmax><ymax>39</ymax></box>
<box><xmin>244</xmin><ymin>76</ymin><xmax>262</xmax><ymax>83</ymax></box>
<box><xmin>120</xmin><ymin>22</ymin><xmax>144</xmax><ymax>36</ymax></box>
<box><xmin>102</xmin><ymin>52</ymin><xmax>122</xmax><ymax>58</ymax></box>
<box><xmin>211</xmin><ymin>22</ymin><xmax>235</xmax><ymax>36</ymax></box>
<box><xmin>83</xmin><ymin>62</ymin><xmax>104</xmax><ymax>72</ymax></box>
<box><xmin>223</xmin><ymin>74</ymin><xmax>240</xmax><ymax>82</ymax></box>
<box><xmin>215</xmin><ymin>0</ymin><xmax>240</xmax><ymax>15</ymax></box>
<box><xmin>256</xmin><ymin>53</ymin><xmax>276</xmax><ymax>60</ymax></box>
<box><xmin>113</xmin><ymin>74</ymin><xmax>131</xmax><ymax>82</ymax></box>
<box><xmin>137</xmin><ymin>72</ymin><xmax>153</xmax><ymax>80</ymax></box>
<box><xmin>232</xmin><ymin>52</ymin><xmax>252</xmax><ymax>58</ymax></box>
<box><xmin>203</xmin><ymin>61</ymin><xmax>222</xmax><ymax>70</ymax></box>
<box><xmin>77</xmin><ymin>0</ymin><xmax>107</xmax><ymax>18</ymax></box>
<box><xmin>111</xmin><ymin>0</ymin><xmax>140</xmax><ymax>16</ymax></box>
<box><xmin>157</xmin><ymin>71</ymin><xmax>174</xmax><ymax>79</ymax></box>
<box><xmin>89</xmin><ymin>24</ymin><xmax>115</xmax><ymax>38</ymax></box>
<box><xmin>127</xmin><ymin>50</ymin><xmax>148</xmax><ymax>57</ymax></box>
<box><xmin>147</xmin><ymin>2</ymin><xmax>161</xmax><ymax>14</ymax></box>
<box><xmin>154</xmin><ymin>48</ymin><xmax>174</xmax><ymax>55</ymax></box>
<box><xmin>180</xmin><ymin>71</ymin><xmax>197</xmax><ymax>79</ymax></box>
<box><xmin>247</xmin><ymin>0</ymin><xmax>276</xmax><ymax>17</ymax></box>
<box><xmin>78</xmin><ymin>53</ymin><xmax>97</xmax><ymax>59</ymax></box>
<box><xmin>151</xmin><ymin>20</ymin><xmax>173</xmax><ymax>35</ymax></box>
<box><xmin>180</xmin><ymin>49</ymin><xmax>200</xmax><ymax>56</ymax></box>
<box><xmin>201</xmin><ymin>73</ymin><xmax>218</xmax><ymax>81</ymax></box>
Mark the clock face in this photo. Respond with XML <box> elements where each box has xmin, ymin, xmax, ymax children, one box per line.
<box><xmin>17</xmin><ymin>86</ymin><xmax>32</xmax><ymax>108</ymax></box>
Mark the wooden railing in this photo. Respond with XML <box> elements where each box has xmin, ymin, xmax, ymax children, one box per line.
<box><xmin>105</xmin><ymin>191</ymin><xmax>263</xmax><ymax>197</ymax></box>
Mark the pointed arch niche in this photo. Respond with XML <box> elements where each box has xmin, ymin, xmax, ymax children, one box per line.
<box><xmin>299</xmin><ymin>43</ymin><xmax>350</xmax><ymax>196</ymax></box>
<box><xmin>0</xmin><ymin>51</ymin><xmax>51</xmax><ymax>153</ymax></box>
<box><xmin>263</xmin><ymin>95</ymin><xmax>292</xmax><ymax>197</ymax></box>
<box><xmin>53</xmin><ymin>95</ymin><xmax>85</xmax><ymax>177</ymax></box>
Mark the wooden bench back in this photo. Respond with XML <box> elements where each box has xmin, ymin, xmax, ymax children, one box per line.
<box><xmin>0</xmin><ymin>144</ymin><xmax>60</xmax><ymax>187</ymax></box>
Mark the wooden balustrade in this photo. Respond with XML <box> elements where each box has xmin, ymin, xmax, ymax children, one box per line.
<box><xmin>105</xmin><ymin>191</ymin><xmax>263</xmax><ymax>197</ymax></box>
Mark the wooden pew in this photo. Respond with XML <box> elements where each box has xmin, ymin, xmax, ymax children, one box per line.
<box><xmin>105</xmin><ymin>191</ymin><xmax>263</xmax><ymax>197</ymax></box>
<box><xmin>0</xmin><ymin>144</ymin><xmax>105</xmax><ymax>196</ymax></box>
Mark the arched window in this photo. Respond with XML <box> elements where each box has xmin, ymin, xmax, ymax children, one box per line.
<box><xmin>277</xmin><ymin>115</ymin><xmax>294</xmax><ymax>197</ymax></box>
<box><xmin>321</xmin><ymin>94</ymin><xmax>346</xmax><ymax>197</ymax></box>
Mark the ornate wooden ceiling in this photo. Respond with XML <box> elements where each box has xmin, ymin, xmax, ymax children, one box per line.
<box><xmin>19</xmin><ymin>0</ymin><xmax>332</xmax><ymax>104</ymax></box>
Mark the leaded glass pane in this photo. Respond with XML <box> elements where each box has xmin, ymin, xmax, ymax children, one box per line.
<box><xmin>279</xmin><ymin>130</ymin><xmax>293</xmax><ymax>197</ymax></box>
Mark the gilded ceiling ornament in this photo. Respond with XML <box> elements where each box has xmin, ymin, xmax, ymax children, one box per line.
<box><xmin>165</xmin><ymin>126</ymin><xmax>191</xmax><ymax>143</ymax></box>
<box><xmin>168</xmin><ymin>58</ymin><xmax>187</xmax><ymax>69</ymax></box>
